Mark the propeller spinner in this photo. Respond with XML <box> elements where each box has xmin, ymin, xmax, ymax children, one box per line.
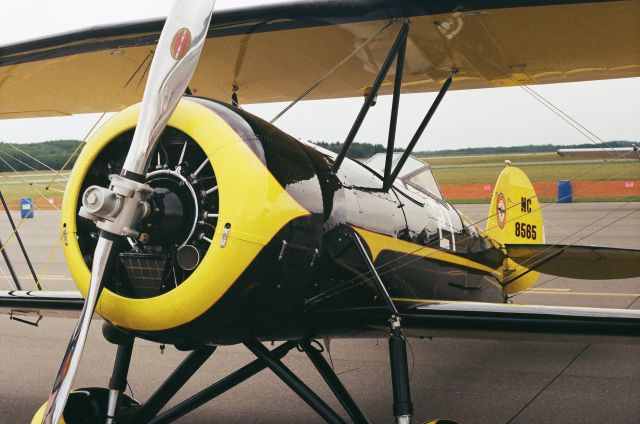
<box><xmin>42</xmin><ymin>1</ymin><xmax>217</xmax><ymax>422</ymax></box>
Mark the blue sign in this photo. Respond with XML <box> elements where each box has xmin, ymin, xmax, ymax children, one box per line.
<box><xmin>20</xmin><ymin>197</ymin><xmax>34</xmax><ymax>219</ymax></box>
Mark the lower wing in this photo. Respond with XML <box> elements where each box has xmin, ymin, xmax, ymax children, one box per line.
<box><xmin>400</xmin><ymin>301</ymin><xmax>640</xmax><ymax>345</ymax></box>
<box><xmin>3</xmin><ymin>290</ymin><xmax>640</xmax><ymax>344</ymax></box>
<box><xmin>0</xmin><ymin>290</ymin><xmax>84</xmax><ymax>321</ymax></box>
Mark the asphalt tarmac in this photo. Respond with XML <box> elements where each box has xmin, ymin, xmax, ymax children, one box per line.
<box><xmin>1</xmin><ymin>203</ymin><xmax>639</xmax><ymax>423</ymax></box>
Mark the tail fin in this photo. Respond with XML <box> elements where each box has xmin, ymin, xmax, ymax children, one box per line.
<box><xmin>485</xmin><ymin>162</ymin><xmax>545</xmax><ymax>293</ymax></box>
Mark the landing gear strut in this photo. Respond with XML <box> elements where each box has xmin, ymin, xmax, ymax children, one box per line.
<box><xmin>44</xmin><ymin>333</ymin><xmax>414</xmax><ymax>423</ymax></box>
<box><xmin>43</xmin><ymin>232</ymin><xmax>416</xmax><ymax>423</ymax></box>
<box><xmin>389</xmin><ymin>316</ymin><xmax>413</xmax><ymax>424</ymax></box>
<box><xmin>106</xmin><ymin>338</ymin><xmax>134</xmax><ymax>423</ymax></box>
<box><xmin>352</xmin><ymin>231</ymin><xmax>414</xmax><ymax>424</ymax></box>
<box><xmin>300</xmin><ymin>339</ymin><xmax>370</xmax><ymax>424</ymax></box>
<box><xmin>245</xmin><ymin>339</ymin><xmax>348</xmax><ymax>424</ymax></box>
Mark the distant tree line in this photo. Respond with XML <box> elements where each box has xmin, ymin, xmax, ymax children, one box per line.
<box><xmin>311</xmin><ymin>141</ymin><xmax>403</xmax><ymax>158</ymax></box>
<box><xmin>0</xmin><ymin>139</ymin><xmax>635</xmax><ymax>172</ymax></box>
<box><xmin>414</xmin><ymin>140</ymin><xmax>637</xmax><ymax>157</ymax></box>
<box><xmin>0</xmin><ymin>140</ymin><xmax>83</xmax><ymax>172</ymax></box>
<box><xmin>313</xmin><ymin>140</ymin><xmax>637</xmax><ymax>158</ymax></box>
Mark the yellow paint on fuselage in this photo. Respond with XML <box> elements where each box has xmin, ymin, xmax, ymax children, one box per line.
<box><xmin>61</xmin><ymin>99</ymin><xmax>310</xmax><ymax>331</ymax></box>
<box><xmin>353</xmin><ymin>227</ymin><xmax>501</xmax><ymax>279</ymax></box>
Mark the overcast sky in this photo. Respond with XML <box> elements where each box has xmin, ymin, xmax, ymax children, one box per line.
<box><xmin>1</xmin><ymin>0</ymin><xmax>638</xmax><ymax>151</ymax></box>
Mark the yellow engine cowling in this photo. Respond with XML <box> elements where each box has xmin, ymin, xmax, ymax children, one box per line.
<box><xmin>61</xmin><ymin>99</ymin><xmax>311</xmax><ymax>333</ymax></box>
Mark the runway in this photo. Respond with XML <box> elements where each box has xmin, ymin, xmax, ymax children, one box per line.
<box><xmin>1</xmin><ymin>203</ymin><xmax>639</xmax><ymax>423</ymax></box>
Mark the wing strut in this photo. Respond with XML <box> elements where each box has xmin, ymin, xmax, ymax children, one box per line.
<box><xmin>0</xmin><ymin>190</ymin><xmax>41</xmax><ymax>290</ymax></box>
<box><xmin>382</xmin><ymin>71</ymin><xmax>455</xmax><ymax>191</ymax></box>
<box><xmin>332</xmin><ymin>21</ymin><xmax>409</xmax><ymax>173</ymax></box>
<box><xmin>330</xmin><ymin>19</ymin><xmax>455</xmax><ymax>195</ymax></box>
<box><xmin>351</xmin><ymin>232</ymin><xmax>414</xmax><ymax>424</ymax></box>
<box><xmin>0</xmin><ymin>228</ymin><xmax>21</xmax><ymax>291</ymax></box>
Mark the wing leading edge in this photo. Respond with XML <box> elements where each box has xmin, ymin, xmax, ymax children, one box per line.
<box><xmin>399</xmin><ymin>301</ymin><xmax>640</xmax><ymax>344</ymax></box>
<box><xmin>2</xmin><ymin>290</ymin><xmax>640</xmax><ymax>344</ymax></box>
<box><xmin>1</xmin><ymin>0</ymin><xmax>638</xmax><ymax>118</ymax></box>
<box><xmin>0</xmin><ymin>290</ymin><xmax>84</xmax><ymax>319</ymax></box>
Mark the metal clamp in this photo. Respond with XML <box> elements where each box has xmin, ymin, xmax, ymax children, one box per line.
<box><xmin>9</xmin><ymin>310</ymin><xmax>43</xmax><ymax>327</ymax></box>
<box><xmin>279</xmin><ymin>240</ymin><xmax>320</xmax><ymax>267</ymax></box>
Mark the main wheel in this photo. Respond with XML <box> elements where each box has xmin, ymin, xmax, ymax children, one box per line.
<box><xmin>32</xmin><ymin>387</ymin><xmax>139</xmax><ymax>424</ymax></box>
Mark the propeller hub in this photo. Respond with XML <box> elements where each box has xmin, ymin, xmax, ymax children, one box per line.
<box><xmin>78</xmin><ymin>174</ymin><xmax>153</xmax><ymax>238</ymax></box>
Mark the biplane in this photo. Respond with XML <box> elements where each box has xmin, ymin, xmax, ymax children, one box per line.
<box><xmin>557</xmin><ymin>145</ymin><xmax>640</xmax><ymax>160</ymax></box>
<box><xmin>1</xmin><ymin>0</ymin><xmax>640</xmax><ymax>423</ymax></box>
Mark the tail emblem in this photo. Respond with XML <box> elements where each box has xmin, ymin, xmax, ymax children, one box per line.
<box><xmin>496</xmin><ymin>193</ymin><xmax>507</xmax><ymax>229</ymax></box>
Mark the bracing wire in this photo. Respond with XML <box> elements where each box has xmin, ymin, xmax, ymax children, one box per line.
<box><xmin>304</xmin><ymin>18</ymin><xmax>640</xmax><ymax>304</ymax></box>
<box><xmin>505</xmin><ymin>343</ymin><xmax>591</xmax><ymax>424</ymax></box>
<box><xmin>5</xmin><ymin>143</ymin><xmax>65</xmax><ymax>176</ymax></box>
<box><xmin>451</xmin><ymin>146</ymin><xmax>638</xmax><ymax>229</ymax></box>
<box><xmin>0</xmin><ymin>148</ymin><xmax>48</xmax><ymax>175</ymax></box>
<box><xmin>270</xmin><ymin>19</ymin><xmax>397</xmax><ymax>123</ymax></box>
<box><xmin>0</xmin><ymin>210</ymin><xmax>29</xmax><ymax>258</ymax></box>
<box><xmin>0</xmin><ymin>256</ymin><xmax>13</xmax><ymax>291</ymax></box>
<box><xmin>434</xmin><ymin>20</ymin><xmax>640</xmax><ymax>170</ymax></box>
<box><xmin>43</xmin><ymin>50</ymin><xmax>154</xmax><ymax>191</ymax></box>
<box><xmin>0</xmin><ymin>51</ymin><xmax>156</xmax><ymax>285</ymax></box>
<box><xmin>0</xmin><ymin>153</ymin><xmax>60</xmax><ymax>210</ymax></box>
<box><xmin>34</xmin><ymin>234</ymin><xmax>63</xmax><ymax>291</ymax></box>
<box><xmin>0</xmin><ymin>148</ymin><xmax>66</xmax><ymax>193</ymax></box>
<box><xmin>504</xmin><ymin>203</ymin><xmax>640</xmax><ymax>288</ymax></box>
<box><xmin>310</xmin><ymin>172</ymin><xmax>639</xmax><ymax>306</ymax></box>
<box><xmin>308</xmin><ymin>20</ymin><xmax>640</xmax><ymax>302</ymax></box>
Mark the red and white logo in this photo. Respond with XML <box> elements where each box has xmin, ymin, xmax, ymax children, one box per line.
<box><xmin>170</xmin><ymin>28</ymin><xmax>192</xmax><ymax>60</ymax></box>
<box><xmin>496</xmin><ymin>193</ymin><xmax>507</xmax><ymax>229</ymax></box>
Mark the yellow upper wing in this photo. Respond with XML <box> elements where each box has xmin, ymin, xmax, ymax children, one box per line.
<box><xmin>1</xmin><ymin>0</ymin><xmax>638</xmax><ymax>118</ymax></box>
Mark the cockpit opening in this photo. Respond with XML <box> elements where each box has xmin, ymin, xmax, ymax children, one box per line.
<box><xmin>364</xmin><ymin>153</ymin><xmax>444</xmax><ymax>201</ymax></box>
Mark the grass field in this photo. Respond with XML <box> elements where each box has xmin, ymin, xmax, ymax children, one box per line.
<box><xmin>0</xmin><ymin>152</ymin><xmax>637</xmax><ymax>206</ymax></box>
<box><xmin>0</xmin><ymin>171</ymin><xmax>68</xmax><ymax>203</ymax></box>
<box><xmin>421</xmin><ymin>151</ymin><xmax>562</xmax><ymax>166</ymax></box>
<box><xmin>430</xmin><ymin>160</ymin><xmax>638</xmax><ymax>185</ymax></box>
<box><xmin>420</xmin><ymin>151</ymin><xmax>637</xmax><ymax>166</ymax></box>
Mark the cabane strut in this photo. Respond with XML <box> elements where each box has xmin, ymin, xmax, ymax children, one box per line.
<box><xmin>332</xmin><ymin>20</ymin><xmax>456</xmax><ymax>194</ymax></box>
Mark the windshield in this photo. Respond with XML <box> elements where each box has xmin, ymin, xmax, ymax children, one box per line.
<box><xmin>405</xmin><ymin>167</ymin><xmax>443</xmax><ymax>200</ymax></box>
<box><xmin>363</xmin><ymin>153</ymin><xmax>444</xmax><ymax>201</ymax></box>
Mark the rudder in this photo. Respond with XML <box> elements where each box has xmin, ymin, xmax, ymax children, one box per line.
<box><xmin>485</xmin><ymin>162</ymin><xmax>545</xmax><ymax>293</ymax></box>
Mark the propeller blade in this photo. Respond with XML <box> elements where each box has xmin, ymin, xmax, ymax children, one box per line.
<box><xmin>43</xmin><ymin>1</ymin><xmax>216</xmax><ymax>422</ymax></box>
<box><xmin>506</xmin><ymin>244</ymin><xmax>640</xmax><ymax>280</ymax></box>
<box><xmin>122</xmin><ymin>0</ymin><xmax>217</xmax><ymax>176</ymax></box>
<box><xmin>42</xmin><ymin>237</ymin><xmax>115</xmax><ymax>424</ymax></box>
